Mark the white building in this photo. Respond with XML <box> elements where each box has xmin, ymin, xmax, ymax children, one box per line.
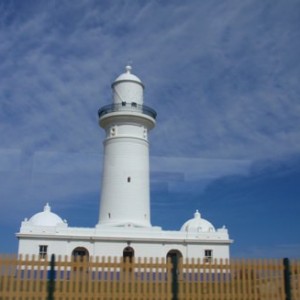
<box><xmin>17</xmin><ymin>66</ymin><xmax>232</xmax><ymax>261</ymax></box>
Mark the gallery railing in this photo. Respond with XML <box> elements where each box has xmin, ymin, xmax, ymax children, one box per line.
<box><xmin>98</xmin><ymin>102</ymin><xmax>157</xmax><ymax>120</ymax></box>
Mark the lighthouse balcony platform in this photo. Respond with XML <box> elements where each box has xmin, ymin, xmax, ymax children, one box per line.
<box><xmin>98</xmin><ymin>102</ymin><xmax>157</xmax><ymax>120</ymax></box>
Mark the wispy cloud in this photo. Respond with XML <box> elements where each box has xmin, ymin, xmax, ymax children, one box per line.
<box><xmin>1</xmin><ymin>0</ymin><xmax>299</xmax><ymax>159</ymax></box>
<box><xmin>0</xmin><ymin>0</ymin><xmax>299</xmax><ymax>255</ymax></box>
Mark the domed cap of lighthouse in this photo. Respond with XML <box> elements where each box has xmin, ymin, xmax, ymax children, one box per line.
<box><xmin>112</xmin><ymin>65</ymin><xmax>144</xmax><ymax>105</ymax></box>
<box><xmin>181</xmin><ymin>210</ymin><xmax>215</xmax><ymax>233</ymax></box>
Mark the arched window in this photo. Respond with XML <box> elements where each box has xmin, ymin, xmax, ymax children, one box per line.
<box><xmin>123</xmin><ymin>246</ymin><xmax>134</xmax><ymax>263</ymax></box>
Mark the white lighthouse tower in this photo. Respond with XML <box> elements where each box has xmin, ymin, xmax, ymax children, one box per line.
<box><xmin>97</xmin><ymin>66</ymin><xmax>156</xmax><ymax>228</ymax></box>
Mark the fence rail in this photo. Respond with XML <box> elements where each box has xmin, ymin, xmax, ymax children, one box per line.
<box><xmin>0</xmin><ymin>255</ymin><xmax>299</xmax><ymax>299</ymax></box>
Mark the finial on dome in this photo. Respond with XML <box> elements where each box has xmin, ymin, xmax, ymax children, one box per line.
<box><xmin>194</xmin><ymin>210</ymin><xmax>201</xmax><ymax>219</ymax></box>
<box><xmin>125</xmin><ymin>65</ymin><xmax>132</xmax><ymax>73</ymax></box>
<box><xmin>44</xmin><ymin>203</ymin><xmax>51</xmax><ymax>212</ymax></box>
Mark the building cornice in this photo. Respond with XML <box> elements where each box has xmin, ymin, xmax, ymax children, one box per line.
<box><xmin>16</xmin><ymin>232</ymin><xmax>233</xmax><ymax>245</ymax></box>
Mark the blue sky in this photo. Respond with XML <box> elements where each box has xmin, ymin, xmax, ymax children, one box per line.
<box><xmin>0</xmin><ymin>0</ymin><xmax>299</xmax><ymax>258</ymax></box>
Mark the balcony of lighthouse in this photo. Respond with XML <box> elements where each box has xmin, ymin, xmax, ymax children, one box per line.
<box><xmin>98</xmin><ymin>101</ymin><xmax>157</xmax><ymax>129</ymax></box>
<box><xmin>98</xmin><ymin>101</ymin><xmax>157</xmax><ymax>119</ymax></box>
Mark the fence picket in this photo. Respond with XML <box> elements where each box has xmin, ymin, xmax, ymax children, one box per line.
<box><xmin>275</xmin><ymin>258</ymin><xmax>283</xmax><ymax>300</ymax></box>
<box><xmin>291</xmin><ymin>260</ymin><xmax>300</xmax><ymax>300</ymax></box>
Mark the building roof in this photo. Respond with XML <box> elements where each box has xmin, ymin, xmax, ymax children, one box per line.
<box><xmin>112</xmin><ymin>65</ymin><xmax>144</xmax><ymax>86</ymax></box>
<box><xmin>180</xmin><ymin>210</ymin><xmax>215</xmax><ymax>233</ymax></box>
<box><xmin>28</xmin><ymin>203</ymin><xmax>65</xmax><ymax>227</ymax></box>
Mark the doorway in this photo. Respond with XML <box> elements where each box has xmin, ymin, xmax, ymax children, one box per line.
<box><xmin>72</xmin><ymin>247</ymin><xmax>89</xmax><ymax>262</ymax></box>
<box><xmin>123</xmin><ymin>246</ymin><xmax>134</xmax><ymax>263</ymax></box>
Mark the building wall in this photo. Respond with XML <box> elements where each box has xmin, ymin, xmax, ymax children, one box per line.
<box><xmin>18</xmin><ymin>235</ymin><xmax>230</xmax><ymax>260</ymax></box>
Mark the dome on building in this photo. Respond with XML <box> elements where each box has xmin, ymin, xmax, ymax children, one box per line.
<box><xmin>112</xmin><ymin>65</ymin><xmax>144</xmax><ymax>87</ymax></box>
<box><xmin>181</xmin><ymin>210</ymin><xmax>215</xmax><ymax>233</ymax></box>
<box><xmin>29</xmin><ymin>203</ymin><xmax>65</xmax><ymax>227</ymax></box>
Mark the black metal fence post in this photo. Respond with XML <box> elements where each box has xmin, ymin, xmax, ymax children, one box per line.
<box><xmin>283</xmin><ymin>257</ymin><xmax>292</xmax><ymax>300</ymax></box>
<box><xmin>171</xmin><ymin>255</ymin><xmax>179</xmax><ymax>300</ymax></box>
<box><xmin>47</xmin><ymin>254</ymin><xmax>55</xmax><ymax>300</ymax></box>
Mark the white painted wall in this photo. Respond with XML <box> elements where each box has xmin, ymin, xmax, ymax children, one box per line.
<box><xmin>18</xmin><ymin>235</ymin><xmax>231</xmax><ymax>260</ymax></box>
<box><xmin>17</xmin><ymin>224</ymin><xmax>232</xmax><ymax>261</ymax></box>
<box><xmin>99</xmin><ymin>136</ymin><xmax>151</xmax><ymax>227</ymax></box>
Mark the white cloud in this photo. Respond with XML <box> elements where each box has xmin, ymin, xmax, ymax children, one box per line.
<box><xmin>1</xmin><ymin>0</ymin><xmax>299</xmax><ymax>160</ymax></box>
<box><xmin>151</xmin><ymin>155</ymin><xmax>251</xmax><ymax>180</ymax></box>
<box><xmin>0</xmin><ymin>149</ymin><xmax>21</xmax><ymax>171</ymax></box>
<box><xmin>0</xmin><ymin>0</ymin><xmax>299</xmax><ymax>254</ymax></box>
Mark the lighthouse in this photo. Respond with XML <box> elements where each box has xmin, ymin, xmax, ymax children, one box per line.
<box><xmin>17</xmin><ymin>66</ymin><xmax>232</xmax><ymax>261</ymax></box>
<box><xmin>97</xmin><ymin>66</ymin><xmax>157</xmax><ymax>228</ymax></box>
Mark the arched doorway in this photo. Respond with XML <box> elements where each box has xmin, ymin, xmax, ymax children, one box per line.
<box><xmin>167</xmin><ymin>250</ymin><xmax>182</xmax><ymax>297</ymax></box>
<box><xmin>166</xmin><ymin>249</ymin><xmax>182</xmax><ymax>261</ymax></box>
<box><xmin>123</xmin><ymin>246</ymin><xmax>134</xmax><ymax>263</ymax></box>
<box><xmin>72</xmin><ymin>247</ymin><xmax>89</xmax><ymax>262</ymax></box>
<box><xmin>167</xmin><ymin>249</ymin><xmax>183</xmax><ymax>267</ymax></box>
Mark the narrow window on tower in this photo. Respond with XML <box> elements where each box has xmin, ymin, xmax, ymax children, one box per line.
<box><xmin>111</xmin><ymin>127</ymin><xmax>116</xmax><ymax>136</ymax></box>
<box><xmin>127</xmin><ymin>177</ymin><xmax>131</xmax><ymax>183</ymax></box>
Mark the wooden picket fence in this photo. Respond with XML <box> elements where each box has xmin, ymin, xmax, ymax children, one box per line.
<box><xmin>0</xmin><ymin>254</ymin><xmax>299</xmax><ymax>299</ymax></box>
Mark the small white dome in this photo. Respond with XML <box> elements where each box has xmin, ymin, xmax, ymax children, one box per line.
<box><xmin>112</xmin><ymin>65</ymin><xmax>144</xmax><ymax>87</ymax></box>
<box><xmin>181</xmin><ymin>210</ymin><xmax>215</xmax><ymax>233</ymax></box>
<box><xmin>29</xmin><ymin>203</ymin><xmax>65</xmax><ymax>227</ymax></box>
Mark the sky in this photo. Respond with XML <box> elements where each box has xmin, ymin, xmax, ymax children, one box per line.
<box><xmin>0</xmin><ymin>0</ymin><xmax>299</xmax><ymax>258</ymax></box>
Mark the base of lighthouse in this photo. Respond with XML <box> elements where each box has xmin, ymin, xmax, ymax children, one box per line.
<box><xmin>17</xmin><ymin>205</ymin><xmax>231</xmax><ymax>260</ymax></box>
